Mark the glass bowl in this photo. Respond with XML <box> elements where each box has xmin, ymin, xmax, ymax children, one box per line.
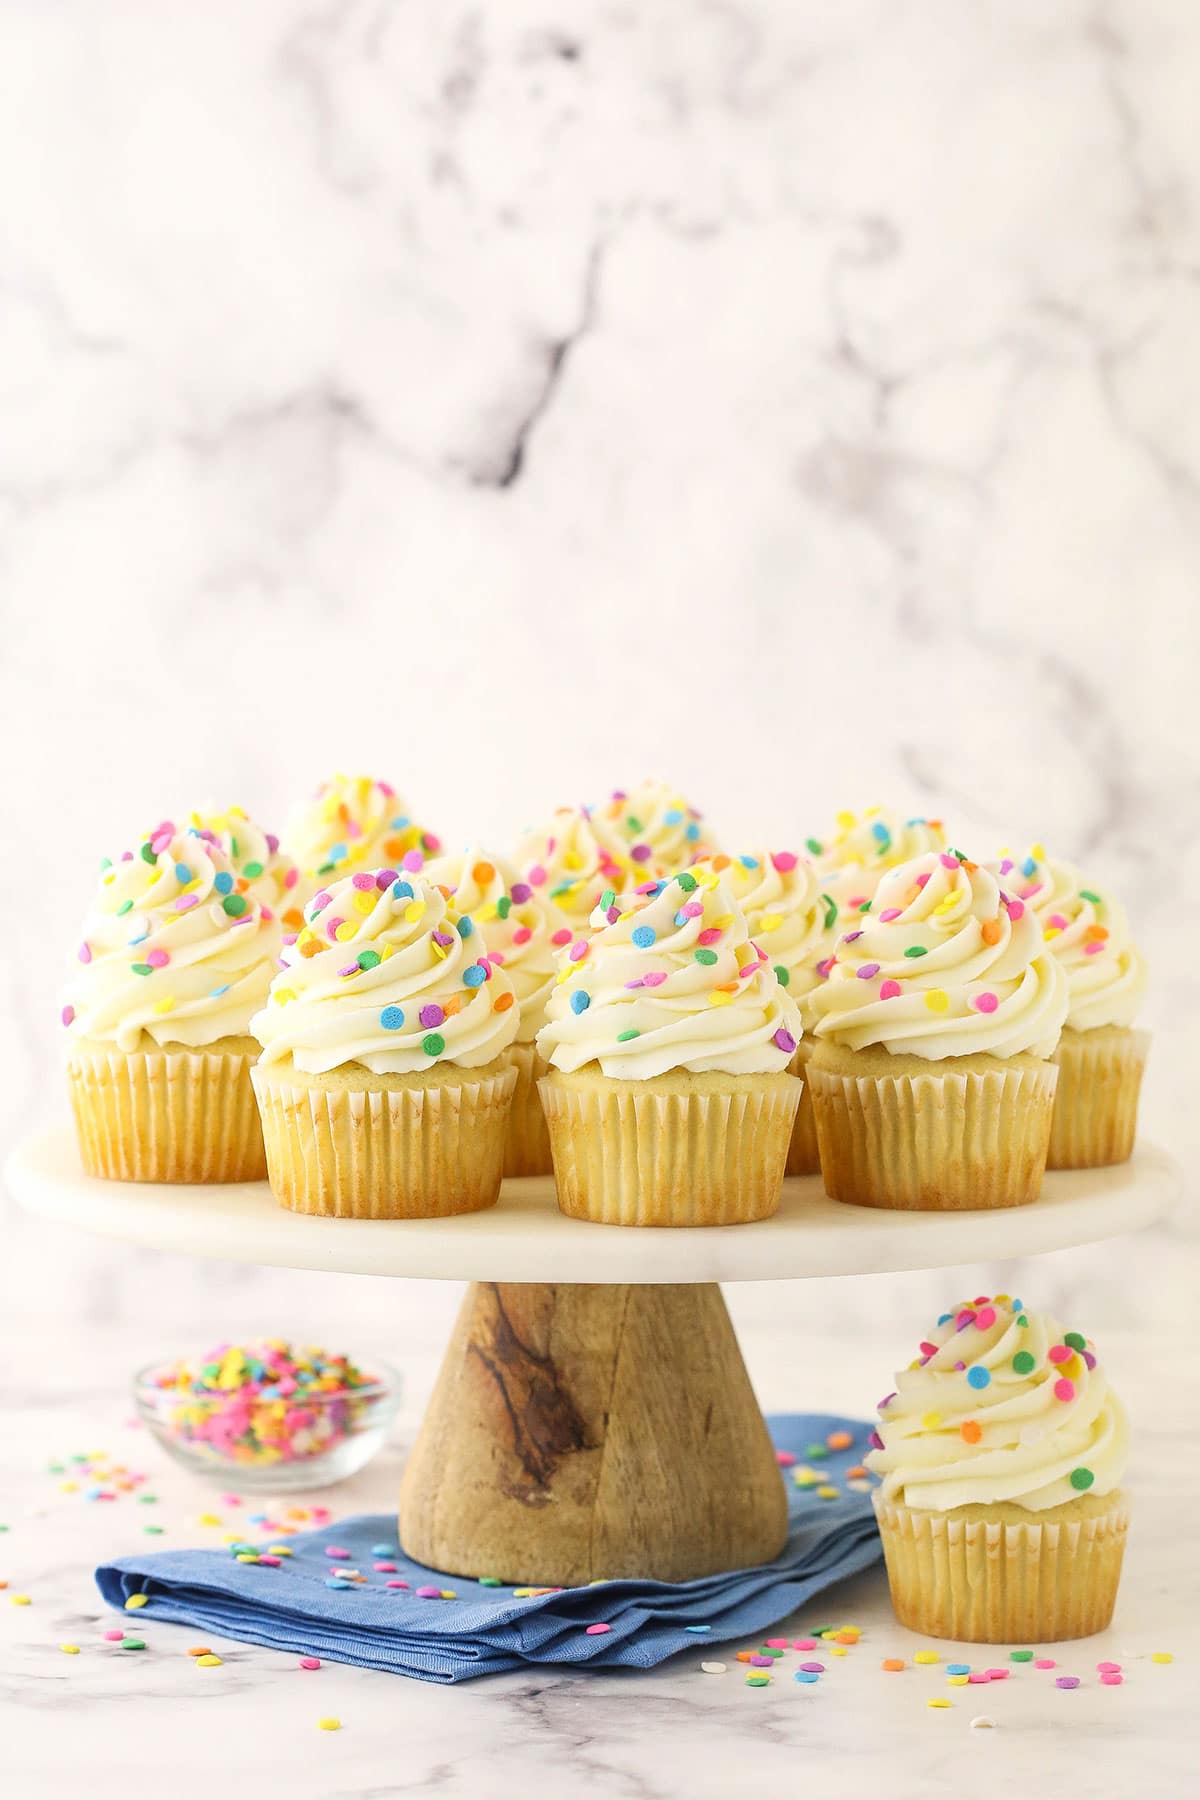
<box><xmin>132</xmin><ymin>1354</ymin><xmax>402</xmax><ymax>1492</ymax></box>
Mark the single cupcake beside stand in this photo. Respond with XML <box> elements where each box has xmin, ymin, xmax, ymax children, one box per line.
<box><xmin>991</xmin><ymin>846</ymin><xmax>1149</xmax><ymax>1168</ymax></box>
<box><xmin>867</xmin><ymin>1294</ymin><xmax>1130</xmax><ymax>1642</ymax></box>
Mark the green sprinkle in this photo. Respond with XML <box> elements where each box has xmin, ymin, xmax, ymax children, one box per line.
<box><xmin>242</xmin><ymin>860</ymin><xmax>264</xmax><ymax>879</ymax></box>
<box><xmin>616</xmin><ymin>1028</ymin><xmax>641</xmax><ymax>1042</ymax></box>
<box><xmin>694</xmin><ymin>948</ymin><xmax>718</xmax><ymax>966</ymax></box>
<box><xmin>805</xmin><ymin>1444</ymin><xmax>829</xmax><ymax>1460</ymax></box>
<box><xmin>357</xmin><ymin>950</ymin><xmax>381</xmax><ymax>970</ymax></box>
<box><xmin>116</xmin><ymin>899</ymin><xmax>133</xmax><ymax>916</ymax></box>
<box><xmin>805</xmin><ymin>838</ymin><xmax>823</xmax><ymax>856</ymax></box>
<box><xmin>140</xmin><ymin>842</ymin><xmax>156</xmax><ymax>865</ymax></box>
<box><xmin>1012</xmin><ymin>1351</ymin><xmax>1036</xmax><ymax>1375</ymax></box>
<box><xmin>478</xmin><ymin>1577</ymin><xmax>503</xmax><ymax>1588</ymax></box>
<box><xmin>1016</xmin><ymin>1313</ymin><xmax>1028</xmax><ymax>1328</ymax></box>
<box><xmin>675</xmin><ymin>871</ymin><xmax>698</xmax><ymax>893</ymax></box>
<box><xmin>222</xmin><ymin>894</ymin><xmax>249</xmax><ymax>918</ymax></box>
<box><xmin>820</xmin><ymin>892</ymin><xmax>837</xmax><ymax>931</ymax></box>
<box><xmin>600</xmin><ymin>888</ymin><xmax>615</xmax><ymax>911</ymax></box>
<box><xmin>1079</xmin><ymin>889</ymin><xmax>1101</xmax><ymax>904</ymax></box>
<box><xmin>138</xmin><ymin>1495</ymin><xmax>158</xmax><ymax>1505</ymax></box>
<box><xmin>745</xmin><ymin>1675</ymin><xmax>770</xmax><ymax>1687</ymax></box>
<box><xmin>774</xmin><ymin>964</ymin><xmax>790</xmax><ymax>987</ymax></box>
<box><xmin>903</xmin><ymin>945</ymin><xmax>927</xmax><ymax>958</ymax></box>
<box><xmin>1010</xmin><ymin>1649</ymin><xmax>1034</xmax><ymax>1662</ymax></box>
<box><xmin>496</xmin><ymin>895</ymin><xmax>512</xmax><ymax>919</ymax></box>
<box><xmin>1070</xmin><ymin>1467</ymin><xmax>1095</xmax><ymax>1491</ymax></box>
<box><xmin>422</xmin><ymin>1032</ymin><xmax>446</xmax><ymax>1057</ymax></box>
<box><xmin>1064</xmin><ymin>1331</ymin><xmax>1087</xmax><ymax>1353</ymax></box>
<box><xmin>857</xmin><ymin>900</ymin><xmax>872</xmax><ymax>913</ymax></box>
<box><xmin>131</xmin><ymin>963</ymin><xmax>153</xmax><ymax>977</ymax></box>
<box><xmin>120</xmin><ymin>1637</ymin><xmax>146</xmax><ymax>1651</ymax></box>
<box><xmin>143</xmin><ymin>1525</ymin><xmax>165</xmax><ymax>1535</ymax></box>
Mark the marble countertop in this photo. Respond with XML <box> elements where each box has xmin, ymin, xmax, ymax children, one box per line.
<box><xmin>2</xmin><ymin>1316</ymin><xmax>1192</xmax><ymax>1800</ymax></box>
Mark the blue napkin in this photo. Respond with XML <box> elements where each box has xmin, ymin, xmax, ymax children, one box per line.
<box><xmin>96</xmin><ymin>1413</ymin><xmax>881</xmax><ymax>1682</ymax></box>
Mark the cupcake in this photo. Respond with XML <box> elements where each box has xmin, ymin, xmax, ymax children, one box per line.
<box><xmin>991</xmin><ymin>848</ymin><xmax>1148</xmax><ymax>1168</ymax></box>
<box><xmin>283</xmin><ymin>775</ymin><xmax>441</xmax><ymax>894</ymax></box>
<box><xmin>512</xmin><ymin>803</ymin><xmax>630</xmax><ymax>922</ymax></box>
<box><xmin>191</xmin><ymin>806</ymin><xmax>305</xmax><ymax>932</ymax></box>
<box><xmin>689</xmin><ymin>850</ymin><xmax>828</xmax><ymax>1176</ymax></box>
<box><xmin>62</xmin><ymin>819</ymin><xmax>281</xmax><ymax>1182</ymax></box>
<box><xmin>424</xmin><ymin>846</ymin><xmax>559</xmax><ymax>1176</ymax></box>
<box><xmin>536</xmin><ymin>870</ymin><xmax>803</xmax><ymax>1226</ymax></box>
<box><xmin>868</xmin><ymin>1293</ymin><xmax>1130</xmax><ymax>1641</ymax></box>
<box><xmin>589</xmin><ymin>778</ymin><xmax>717</xmax><ymax>876</ymax></box>
<box><xmin>250</xmin><ymin>869</ymin><xmax>519</xmax><ymax>1218</ymax></box>
<box><xmin>806</xmin><ymin>849</ymin><xmax>1068</xmax><ymax>1209</ymax></box>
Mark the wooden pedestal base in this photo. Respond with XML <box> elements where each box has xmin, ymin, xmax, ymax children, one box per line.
<box><xmin>398</xmin><ymin>1281</ymin><xmax>788</xmax><ymax>1586</ymax></box>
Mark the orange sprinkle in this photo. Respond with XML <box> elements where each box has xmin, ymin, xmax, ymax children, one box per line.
<box><xmin>981</xmin><ymin>918</ymin><xmax>1003</xmax><ymax>945</ymax></box>
<box><xmin>186</xmin><ymin>1646</ymin><xmax>212</xmax><ymax>1657</ymax></box>
<box><xmin>1086</xmin><ymin>924</ymin><xmax>1109</xmax><ymax>941</ymax></box>
<box><xmin>960</xmin><ymin>1420</ymin><xmax>982</xmax><ymax>1445</ymax></box>
<box><xmin>833</xmin><ymin>1630</ymin><xmax>859</xmax><ymax>1644</ymax></box>
<box><xmin>384</xmin><ymin>836</ymin><xmax>408</xmax><ymax>858</ymax></box>
<box><xmin>826</xmin><ymin>1430</ymin><xmax>853</xmax><ymax>1451</ymax></box>
<box><xmin>494</xmin><ymin>991</ymin><xmax>515</xmax><ymax>1012</ymax></box>
<box><xmin>736</xmin><ymin>1651</ymin><xmax>753</xmax><ymax>1663</ymax></box>
<box><xmin>882</xmin><ymin>1658</ymin><xmax>905</xmax><ymax>1671</ymax></box>
<box><xmin>472</xmin><ymin>861</ymin><xmax>496</xmax><ymax>885</ymax></box>
<box><xmin>846</xmin><ymin>1465</ymin><xmax>868</xmax><ymax>1479</ymax></box>
<box><xmin>711</xmin><ymin>854</ymin><xmax>731</xmax><ymax>871</ymax></box>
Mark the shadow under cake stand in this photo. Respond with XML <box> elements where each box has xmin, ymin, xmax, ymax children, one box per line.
<box><xmin>8</xmin><ymin>1128</ymin><xmax>1181</xmax><ymax>1587</ymax></box>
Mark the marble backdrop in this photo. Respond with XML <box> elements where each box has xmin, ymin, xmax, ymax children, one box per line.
<box><xmin>1</xmin><ymin>0</ymin><xmax>1196</xmax><ymax>1350</ymax></box>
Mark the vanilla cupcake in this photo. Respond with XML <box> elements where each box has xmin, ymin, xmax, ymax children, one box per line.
<box><xmin>689</xmin><ymin>850</ymin><xmax>828</xmax><ymax>1176</ymax></box>
<box><xmin>868</xmin><ymin>1293</ymin><xmax>1129</xmax><ymax>1641</ymax></box>
<box><xmin>284</xmin><ymin>775</ymin><xmax>441</xmax><ymax>895</ymax></box>
<box><xmin>536</xmin><ymin>871</ymin><xmax>802</xmax><ymax>1226</ymax></box>
<box><xmin>991</xmin><ymin>848</ymin><xmax>1148</xmax><ymax>1168</ymax></box>
<box><xmin>191</xmin><ymin>805</ymin><xmax>305</xmax><ymax>933</ymax></box>
<box><xmin>424</xmin><ymin>846</ymin><xmax>558</xmax><ymax>1176</ymax></box>
<box><xmin>589</xmin><ymin>779</ymin><xmax>717</xmax><ymax>877</ymax></box>
<box><xmin>513</xmin><ymin>803</ymin><xmax>630</xmax><ymax>922</ymax></box>
<box><xmin>62</xmin><ymin>820</ymin><xmax>282</xmax><ymax>1182</ymax></box>
<box><xmin>806</xmin><ymin>849</ymin><xmax>1068</xmax><ymax>1209</ymax></box>
<box><xmin>250</xmin><ymin>869</ymin><xmax>519</xmax><ymax>1218</ymax></box>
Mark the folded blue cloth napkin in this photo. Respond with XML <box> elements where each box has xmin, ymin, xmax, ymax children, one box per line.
<box><xmin>96</xmin><ymin>1413</ymin><xmax>882</xmax><ymax>1682</ymax></box>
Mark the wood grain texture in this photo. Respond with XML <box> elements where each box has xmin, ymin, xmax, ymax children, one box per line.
<box><xmin>399</xmin><ymin>1280</ymin><xmax>789</xmax><ymax>1584</ymax></box>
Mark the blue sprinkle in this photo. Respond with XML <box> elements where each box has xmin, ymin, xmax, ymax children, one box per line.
<box><xmin>327</xmin><ymin>843</ymin><xmax>348</xmax><ymax>864</ymax></box>
<box><xmin>947</xmin><ymin>1662</ymin><xmax>971</xmax><ymax>1676</ymax></box>
<box><xmin>664</xmin><ymin>808</ymin><xmax>683</xmax><ymax>825</ymax></box>
<box><xmin>631</xmin><ymin>925</ymin><xmax>656</xmax><ymax>949</ymax></box>
<box><xmin>794</xmin><ymin>1670</ymin><xmax>819</xmax><ymax>1684</ymax></box>
<box><xmin>937</xmin><ymin>1312</ymin><xmax>952</xmax><ymax>1325</ymax></box>
<box><xmin>458</xmin><ymin>915</ymin><xmax>474</xmax><ymax>937</ymax></box>
<box><xmin>380</xmin><ymin>1005</ymin><xmax>405</xmax><ymax>1031</ymax></box>
<box><xmin>1021</xmin><ymin>856</ymin><xmax>1037</xmax><ymax>877</ymax></box>
<box><xmin>967</xmin><ymin>1365</ymin><xmax>991</xmax><ymax>1390</ymax></box>
<box><xmin>389</xmin><ymin>815</ymin><xmax>410</xmax><ymax>830</ymax></box>
<box><xmin>570</xmin><ymin>991</ymin><xmax>591</xmax><ymax>1014</ymax></box>
<box><xmin>174</xmin><ymin>862</ymin><xmax>192</xmax><ymax>883</ymax></box>
<box><xmin>128</xmin><ymin>932</ymin><xmax>149</xmax><ymax>947</ymax></box>
<box><xmin>210</xmin><ymin>985</ymin><xmax>231</xmax><ymax>998</ymax></box>
<box><xmin>247</xmin><ymin>1512</ymin><xmax>269</xmax><ymax>1523</ymax></box>
<box><xmin>685</xmin><ymin>822</ymin><xmax>700</xmax><ymax>841</ymax></box>
<box><xmin>371</xmin><ymin>1543</ymin><xmax>398</xmax><ymax>1557</ymax></box>
<box><xmin>213</xmin><ymin>871</ymin><xmax>234</xmax><ymax>895</ymax></box>
<box><xmin>325</xmin><ymin>1577</ymin><xmax>353</xmax><ymax>1590</ymax></box>
<box><xmin>871</xmin><ymin>822</ymin><xmax>890</xmax><ymax>842</ymax></box>
<box><xmin>391</xmin><ymin>880</ymin><xmax>414</xmax><ymax>901</ymax></box>
<box><xmin>684</xmin><ymin>1624</ymin><xmax>711</xmax><ymax>1634</ymax></box>
<box><xmin>739</xmin><ymin>854</ymin><xmax>759</xmax><ymax>869</ymax></box>
<box><xmin>463</xmin><ymin>964</ymin><xmax>487</xmax><ymax>988</ymax></box>
<box><xmin>674</xmin><ymin>910</ymin><xmax>689</xmax><ymax>927</ymax></box>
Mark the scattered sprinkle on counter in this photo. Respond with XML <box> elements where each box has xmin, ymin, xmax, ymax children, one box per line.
<box><xmin>318</xmin><ymin>1717</ymin><xmax>341</xmax><ymax>1731</ymax></box>
<box><xmin>196</xmin><ymin>1654</ymin><xmax>223</xmax><ymax>1667</ymax></box>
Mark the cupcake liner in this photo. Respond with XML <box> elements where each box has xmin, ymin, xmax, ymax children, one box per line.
<box><xmin>873</xmin><ymin>1492</ymin><xmax>1129</xmax><ymax>1642</ymax></box>
<box><xmin>785</xmin><ymin>1040</ymin><xmax>820</xmax><ymax>1177</ymax></box>
<box><xmin>808</xmin><ymin>1056</ymin><xmax>1058</xmax><ymax>1210</ymax></box>
<box><xmin>502</xmin><ymin>1039</ymin><xmax>554</xmax><ymax>1178</ymax></box>
<box><xmin>537</xmin><ymin>1072</ymin><xmax>801</xmax><ymax>1227</ymax></box>
<box><xmin>251</xmin><ymin>1061</ymin><xmax>517</xmax><ymax>1219</ymax></box>
<box><xmin>1048</xmin><ymin>1026</ymin><xmax>1150</xmax><ymax>1170</ymax></box>
<box><xmin>66</xmin><ymin>1042</ymin><xmax>265</xmax><ymax>1184</ymax></box>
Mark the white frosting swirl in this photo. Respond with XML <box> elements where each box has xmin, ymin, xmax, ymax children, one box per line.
<box><xmin>808</xmin><ymin>850</ymin><xmax>1068</xmax><ymax>1059</ymax></box>
<box><xmin>423</xmin><ymin>846</ymin><xmax>559</xmax><ymax>1042</ymax></box>
<box><xmin>536</xmin><ymin>870</ymin><xmax>803</xmax><ymax>1079</ymax></box>
<box><xmin>866</xmin><ymin>1294</ymin><xmax>1128</xmax><ymax>1512</ymax></box>
<box><xmin>63</xmin><ymin>824</ymin><xmax>282</xmax><ymax>1050</ymax></box>
<box><xmin>589</xmin><ymin>779</ymin><xmax>716</xmax><ymax>876</ymax></box>
<box><xmin>988</xmin><ymin>847</ymin><xmax>1147</xmax><ymax>1032</ymax></box>
<box><xmin>513</xmin><ymin>805</ymin><xmax>631</xmax><ymax>922</ymax></box>
<box><xmin>283</xmin><ymin>775</ymin><xmax>441</xmax><ymax>884</ymax></box>
<box><xmin>251</xmin><ymin>869</ymin><xmax>520</xmax><ymax>1076</ymax></box>
<box><xmin>689</xmin><ymin>850</ymin><xmax>827</xmax><ymax>1006</ymax></box>
<box><xmin>189</xmin><ymin>807</ymin><xmax>304</xmax><ymax>927</ymax></box>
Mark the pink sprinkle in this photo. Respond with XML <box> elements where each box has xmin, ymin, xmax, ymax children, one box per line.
<box><xmin>775</xmin><ymin>1450</ymin><xmax>796</xmax><ymax>1467</ymax></box>
<box><xmin>696</xmin><ymin>927</ymin><xmax>722</xmax><ymax>947</ymax></box>
<box><xmin>1006</xmin><ymin>898</ymin><xmax>1025</xmax><ymax>921</ymax></box>
<box><xmin>915</xmin><ymin>872</ymin><xmax>931</xmax><ymax>888</ymax></box>
<box><xmin>300</xmin><ymin>1656</ymin><xmax>321</xmax><ymax>1670</ymax></box>
<box><xmin>585</xmin><ymin>1623</ymin><xmax>612</xmax><ymax>1636</ymax></box>
<box><xmin>1097</xmin><ymin>1661</ymin><xmax>1121</xmax><ymax>1673</ymax></box>
<box><xmin>771</xmin><ymin>852</ymin><xmax>798</xmax><ymax>872</ymax></box>
<box><xmin>1048</xmin><ymin>1344</ymin><xmax>1072</xmax><ymax>1364</ymax></box>
<box><xmin>324</xmin><ymin>1547</ymin><xmax>351</xmax><ymax>1560</ymax></box>
<box><xmin>351</xmin><ymin>873</ymin><xmax>375</xmax><ymax>890</ymax></box>
<box><xmin>285</xmin><ymin>867</ymin><xmax>299</xmax><ymax>889</ymax></box>
<box><xmin>984</xmin><ymin>1668</ymin><xmax>1009</xmax><ymax>1680</ymax></box>
<box><xmin>312</xmin><ymin>1508</ymin><xmax>332</xmax><ymax>1523</ymax></box>
<box><xmin>968</xmin><ymin>1671</ymin><xmax>991</xmax><ymax>1684</ymax></box>
<box><xmin>374</xmin><ymin>1562</ymin><xmax>397</xmax><ymax>1573</ymax></box>
<box><xmin>385</xmin><ymin>1580</ymin><xmax>409</xmax><ymax>1589</ymax></box>
<box><xmin>568</xmin><ymin>940</ymin><xmax>589</xmax><ymax>962</ymax></box>
<box><xmin>78</xmin><ymin>942</ymin><xmax>92</xmax><ymax>964</ymax></box>
<box><xmin>973</xmin><ymin>991</ymin><xmax>998</xmax><ymax>1013</ymax></box>
<box><xmin>794</xmin><ymin>1639</ymin><xmax>817</xmax><ymax>1651</ymax></box>
<box><xmin>878</xmin><ymin>908</ymin><xmax>901</xmax><ymax>922</ymax></box>
<box><xmin>1085</xmin><ymin>941</ymin><xmax>1105</xmax><ymax>955</ymax></box>
<box><xmin>151</xmin><ymin>831</ymin><xmax>174</xmax><ymax>855</ymax></box>
<box><xmin>103</xmin><ymin>1628</ymin><xmax>126</xmax><ymax>1640</ymax></box>
<box><xmin>1035</xmin><ymin>1657</ymin><xmax>1056</xmax><ymax>1669</ymax></box>
<box><xmin>258</xmin><ymin>1555</ymin><xmax>282</xmax><ymax>1567</ymax></box>
<box><xmin>1101</xmin><ymin>1672</ymin><xmax>1123</xmax><ymax>1685</ymax></box>
<box><xmin>919</xmin><ymin>1341</ymin><xmax>939</xmax><ymax>1356</ymax></box>
<box><xmin>528</xmin><ymin>864</ymin><xmax>547</xmax><ymax>886</ymax></box>
<box><xmin>551</xmin><ymin>927</ymin><xmax>571</xmax><ymax>946</ymax></box>
<box><xmin>766</xmin><ymin>1638</ymin><xmax>790</xmax><ymax>1650</ymax></box>
<box><xmin>416</xmin><ymin>1585</ymin><xmax>442</xmax><ymax>1599</ymax></box>
<box><xmin>974</xmin><ymin>1306</ymin><xmax>997</xmax><ymax>1329</ymax></box>
<box><xmin>940</xmin><ymin>853</ymin><xmax>958</xmax><ymax>869</ymax></box>
<box><xmin>955</xmin><ymin>1309</ymin><xmax>977</xmax><ymax>1330</ymax></box>
<box><xmin>680</xmin><ymin>901</ymin><xmax>704</xmax><ymax>919</ymax></box>
<box><xmin>642</xmin><ymin>970</ymin><xmax>667</xmax><ymax>988</ymax></box>
<box><xmin>511</xmin><ymin>926</ymin><xmax>532</xmax><ymax>945</ymax></box>
<box><xmin>879</xmin><ymin>979</ymin><xmax>902</xmax><ymax>1000</ymax></box>
<box><xmin>61</xmin><ymin>1004</ymin><xmax>75</xmax><ymax>1027</ymax></box>
<box><xmin>174</xmin><ymin>894</ymin><xmax>199</xmax><ymax>911</ymax></box>
<box><xmin>401</xmin><ymin>849</ymin><xmax>424</xmax><ymax>871</ymax></box>
<box><xmin>1054</xmin><ymin>1378</ymin><xmax>1075</xmax><ymax>1402</ymax></box>
<box><xmin>1047</xmin><ymin>912</ymin><xmax>1069</xmax><ymax>930</ymax></box>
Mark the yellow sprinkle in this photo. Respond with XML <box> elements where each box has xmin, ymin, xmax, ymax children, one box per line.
<box><xmin>947</xmin><ymin>1674</ymin><xmax>970</xmax><ymax>1685</ymax></box>
<box><xmin>196</xmin><ymin>1654</ymin><xmax>223</xmax><ymax>1667</ymax></box>
<box><xmin>927</xmin><ymin>1697</ymin><xmax>952</xmax><ymax>1709</ymax></box>
<box><xmin>11</xmin><ymin>1595</ymin><xmax>31</xmax><ymax>1606</ymax></box>
<box><xmin>60</xmin><ymin>1481</ymin><xmax>79</xmax><ymax>1493</ymax></box>
<box><xmin>152</xmin><ymin>996</ymin><xmax>175</xmax><ymax>1014</ymax></box>
<box><xmin>197</xmin><ymin>1514</ymin><xmax>222</xmax><ymax>1527</ymax></box>
<box><xmin>235</xmin><ymin>1554</ymin><xmax>259</xmax><ymax>1564</ymax></box>
<box><xmin>352</xmin><ymin>893</ymin><xmax>374</xmax><ymax>915</ymax></box>
<box><xmin>267</xmin><ymin>1546</ymin><xmax>294</xmax><ymax>1557</ymax></box>
<box><xmin>816</xmin><ymin>1485</ymin><xmax>840</xmax><ymax>1500</ymax></box>
<box><xmin>792</xmin><ymin>1469</ymin><xmax>818</xmax><ymax>1487</ymax></box>
<box><xmin>921</xmin><ymin>1411</ymin><xmax>942</xmax><ymax>1430</ymax></box>
<box><xmin>60</xmin><ymin>1644</ymin><xmax>80</xmax><ymax>1655</ymax></box>
<box><xmin>709</xmin><ymin>991</ymin><xmax>733</xmax><ymax>1007</ymax></box>
<box><xmin>1152</xmin><ymin>1652</ymin><xmax>1174</xmax><ymax>1664</ymax></box>
<box><xmin>334</xmin><ymin>921</ymin><xmax>357</xmax><ymax>941</ymax></box>
<box><xmin>563</xmin><ymin>852</ymin><xmax>582</xmax><ymax>871</ymax></box>
<box><xmin>914</xmin><ymin>1650</ymin><xmax>940</xmax><ymax>1665</ymax></box>
<box><xmin>440</xmin><ymin>1589</ymin><xmax>456</xmax><ymax>1599</ymax></box>
<box><xmin>1031</xmin><ymin>842</ymin><xmax>1045</xmax><ymax>861</ymax></box>
<box><xmin>757</xmin><ymin>913</ymin><xmax>782</xmax><ymax>932</ymax></box>
<box><xmin>431</xmin><ymin>939</ymin><xmax>447</xmax><ymax>961</ymax></box>
<box><xmin>221</xmin><ymin>1533</ymin><xmax>242</xmax><ymax>1545</ymax></box>
<box><xmin>124</xmin><ymin>1594</ymin><xmax>148</xmax><ymax>1610</ymax></box>
<box><xmin>403</xmin><ymin>901</ymin><xmax>425</xmax><ymax>925</ymax></box>
<box><xmin>836</xmin><ymin>811</ymin><xmax>856</xmax><ymax>830</ymax></box>
<box><xmin>513</xmin><ymin>1587</ymin><xmax>534</xmax><ymax>1598</ymax></box>
<box><xmin>924</xmin><ymin>990</ymin><xmax>950</xmax><ymax>1013</ymax></box>
<box><xmin>1044</xmin><ymin>926</ymin><xmax>1061</xmax><ymax>939</ymax></box>
<box><xmin>477</xmin><ymin>902</ymin><xmax>498</xmax><ymax>921</ymax></box>
<box><xmin>274</xmin><ymin>988</ymin><xmax>297</xmax><ymax>1005</ymax></box>
<box><xmin>318</xmin><ymin>1717</ymin><xmax>341</xmax><ymax>1731</ymax></box>
<box><xmin>830</xmin><ymin>1646</ymin><xmax>848</xmax><ymax>1657</ymax></box>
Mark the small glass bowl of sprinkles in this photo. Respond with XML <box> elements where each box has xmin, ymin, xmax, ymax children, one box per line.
<box><xmin>133</xmin><ymin>1339</ymin><xmax>401</xmax><ymax>1491</ymax></box>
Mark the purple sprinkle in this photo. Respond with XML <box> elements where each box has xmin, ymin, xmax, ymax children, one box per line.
<box><xmin>856</xmin><ymin>962</ymin><xmax>880</xmax><ymax>980</ymax></box>
<box><xmin>337</xmin><ymin>962</ymin><xmax>360</xmax><ymax>978</ymax></box>
<box><xmin>376</xmin><ymin>869</ymin><xmax>397</xmax><ymax>889</ymax></box>
<box><xmin>868</xmin><ymin>1429</ymin><xmax>884</xmax><ymax>1449</ymax></box>
<box><xmin>1055</xmin><ymin>1676</ymin><xmax>1080</xmax><ymax>1690</ymax></box>
<box><xmin>842</xmin><ymin>930</ymin><xmax>863</xmax><ymax>944</ymax></box>
<box><xmin>431</xmin><ymin>930</ymin><xmax>454</xmax><ymax>947</ymax></box>
<box><xmin>419</xmin><ymin>1004</ymin><xmax>445</xmax><ymax>1029</ymax></box>
<box><xmin>799</xmin><ymin>1661</ymin><xmax>825</xmax><ymax>1674</ymax></box>
<box><xmin>749</xmin><ymin>1655</ymin><xmax>774</xmax><ymax>1667</ymax></box>
<box><xmin>773</xmin><ymin>1028</ymin><xmax>797</xmax><ymax>1054</ymax></box>
<box><xmin>510</xmin><ymin>882</ymin><xmax>532</xmax><ymax>903</ymax></box>
<box><xmin>1083</xmin><ymin>1350</ymin><xmax>1097</xmax><ymax>1369</ymax></box>
<box><xmin>631</xmin><ymin>844</ymin><xmax>652</xmax><ymax>862</ymax></box>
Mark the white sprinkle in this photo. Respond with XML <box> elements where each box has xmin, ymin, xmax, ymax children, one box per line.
<box><xmin>700</xmin><ymin>1661</ymin><xmax>727</xmax><ymax>1675</ymax></box>
<box><xmin>970</xmin><ymin>1716</ymin><xmax>997</xmax><ymax>1730</ymax></box>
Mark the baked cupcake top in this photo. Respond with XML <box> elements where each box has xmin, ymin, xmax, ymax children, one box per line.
<box><xmin>423</xmin><ymin>846</ymin><xmax>559</xmax><ymax>1042</ymax></box>
<box><xmin>687</xmin><ymin>850</ymin><xmax>828</xmax><ymax>1008</ymax></box>
<box><xmin>536</xmin><ymin>870</ymin><xmax>803</xmax><ymax>1079</ymax></box>
<box><xmin>284</xmin><ymin>775</ymin><xmax>441</xmax><ymax>885</ymax></box>
<box><xmin>810</xmin><ymin>807</ymin><xmax>947</xmax><ymax>909</ymax></box>
<box><xmin>251</xmin><ymin>869</ymin><xmax>520</xmax><ymax>1076</ymax></box>
<box><xmin>512</xmin><ymin>804</ymin><xmax>630</xmax><ymax>921</ymax></box>
<box><xmin>807</xmin><ymin>849</ymin><xmax>1068</xmax><ymax>1060</ymax></box>
<box><xmin>190</xmin><ymin>807</ymin><xmax>304</xmax><ymax>929</ymax></box>
<box><xmin>589</xmin><ymin>779</ymin><xmax>716</xmax><ymax>876</ymax></box>
<box><xmin>866</xmin><ymin>1293</ymin><xmax>1128</xmax><ymax>1513</ymax></box>
<box><xmin>989</xmin><ymin>846</ymin><xmax>1147</xmax><ymax>1033</ymax></box>
<box><xmin>62</xmin><ymin>821</ymin><xmax>282</xmax><ymax>1051</ymax></box>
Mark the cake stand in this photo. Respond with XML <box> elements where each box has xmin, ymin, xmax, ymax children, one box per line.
<box><xmin>7</xmin><ymin>1127</ymin><xmax>1181</xmax><ymax>1587</ymax></box>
